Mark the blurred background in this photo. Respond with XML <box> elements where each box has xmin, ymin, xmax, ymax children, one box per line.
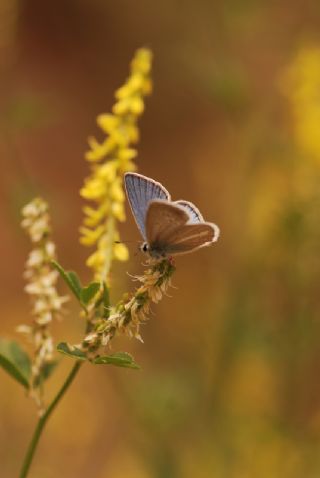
<box><xmin>1</xmin><ymin>0</ymin><xmax>320</xmax><ymax>477</ymax></box>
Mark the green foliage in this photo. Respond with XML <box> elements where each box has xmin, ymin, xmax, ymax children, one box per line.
<box><xmin>57</xmin><ymin>343</ymin><xmax>87</xmax><ymax>361</ymax></box>
<box><xmin>57</xmin><ymin>343</ymin><xmax>140</xmax><ymax>370</ymax></box>
<box><xmin>52</xmin><ymin>261</ymin><xmax>82</xmax><ymax>301</ymax></box>
<box><xmin>80</xmin><ymin>282</ymin><xmax>100</xmax><ymax>305</ymax></box>
<box><xmin>67</xmin><ymin>272</ymin><xmax>82</xmax><ymax>299</ymax></box>
<box><xmin>93</xmin><ymin>352</ymin><xmax>140</xmax><ymax>369</ymax></box>
<box><xmin>0</xmin><ymin>339</ymin><xmax>31</xmax><ymax>389</ymax></box>
<box><xmin>52</xmin><ymin>260</ymin><xmax>101</xmax><ymax>308</ymax></box>
<box><xmin>0</xmin><ymin>339</ymin><xmax>59</xmax><ymax>389</ymax></box>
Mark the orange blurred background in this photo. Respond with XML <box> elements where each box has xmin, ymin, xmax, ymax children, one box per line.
<box><xmin>2</xmin><ymin>1</ymin><xmax>320</xmax><ymax>477</ymax></box>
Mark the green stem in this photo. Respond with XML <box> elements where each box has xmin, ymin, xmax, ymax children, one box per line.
<box><xmin>19</xmin><ymin>361</ymin><xmax>82</xmax><ymax>478</ymax></box>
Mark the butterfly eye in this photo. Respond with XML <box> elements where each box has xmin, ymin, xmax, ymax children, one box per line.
<box><xmin>141</xmin><ymin>243</ymin><xmax>149</xmax><ymax>253</ymax></box>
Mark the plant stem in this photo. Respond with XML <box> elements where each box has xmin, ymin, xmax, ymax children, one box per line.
<box><xmin>19</xmin><ymin>361</ymin><xmax>82</xmax><ymax>478</ymax></box>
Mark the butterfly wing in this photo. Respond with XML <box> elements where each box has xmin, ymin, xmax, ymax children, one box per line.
<box><xmin>125</xmin><ymin>173</ymin><xmax>170</xmax><ymax>240</ymax></box>
<box><xmin>161</xmin><ymin>222</ymin><xmax>220</xmax><ymax>255</ymax></box>
<box><xmin>146</xmin><ymin>200</ymin><xmax>219</xmax><ymax>256</ymax></box>
<box><xmin>174</xmin><ymin>200</ymin><xmax>204</xmax><ymax>223</ymax></box>
<box><xmin>145</xmin><ymin>200</ymin><xmax>189</xmax><ymax>247</ymax></box>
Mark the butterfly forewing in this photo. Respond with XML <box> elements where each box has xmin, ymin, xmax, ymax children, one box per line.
<box><xmin>125</xmin><ymin>173</ymin><xmax>170</xmax><ymax>240</ymax></box>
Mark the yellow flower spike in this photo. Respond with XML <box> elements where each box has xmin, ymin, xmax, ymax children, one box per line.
<box><xmin>85</xmin><ymin>137</ymin><xmax>116</xmax><ymax>162</ymax></box>
<box><xmin>111</xmin><ymin>202</ymin><xmax>125</xmax><ymax>221</ymax></box>
<box><xmin>80</xmin><ymin>48</ymin><xmax>153</xmax><ymax>282</ymax></box>
<box><xmin>131</xmin><ymin>48</ymin><xmax>152</xmax><ymax>74</ymax></box>
<box><xmin>109</xmin><ymin>178</ymin><xmax>125</xmax><ymax>202</ymax></box>
<box><xmin>80</xmin><ymin>181</ymin><xmax>107</xmax><ymax>200</ymax></box>
<box><xmin>113</xmin><ymin>242</ymin><xmax>129</xmax><ymax>261</ymax></box>
<box><xmin>118</xmin><ymin>124</ymin><xmax>139</xmax><ymax>144</ymax></box>
<box><xmin>79</xmin><ymin>224</ymin><xmax>105</xmax><ymax>245</ymax></box>
<box><xmin>97</xmin><ymin>113</ymin><xmax>119</xmax><ymax>133</ymax></box>
<box><xmin>142</xmin><ymin>79</ymin><xmax>152</xmax><ymax>95</ymax></box>
<box><xmin>118</xmin><ymin>160</ymin><xmax>137</xmax><ymax>174</ymax></box>
<box><xmin>116</xmin><ymin>77</ymin><xmax>141</xmax><ymax>98</ymax></box>
<box><xmin>129</xmin><ymin>96</ymin><xmax>144</xmax><ymax>115</ymax></box>
<box><xmin>96</xmin><ymin>162</ymin><xmax>117</xmax><ymax>181</ymax></box>
<box><xmin>112</xmin><ymin>98</ymin><xmax>131</xmax><ymax>116</ymax></box>
<box><xmin>118</xmin><ymin>148</ymin><xmax>137</xmax><ymax>161</ymax></box>
<box><xmin>83</xmin><ymin>204</ymin><xmax>110</xmax><ymax>227</ymax></box>
<box><xmin>86</xmin><ymin>249</ymin><xmax>105</xmax><ymax>269</ymax></box>
<box><xmin>130</xmin><ymin>72</ymin><xmax>145</xmax><ymax>89</ymax></box>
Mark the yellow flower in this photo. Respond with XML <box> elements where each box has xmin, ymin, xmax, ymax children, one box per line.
<box><xmin>281</xmin><ymin>46</ymin><xmax>320</xmax><ymax>163</ymax></box>
<box><xmin>113</xmin><ymin>242</ymin><xmax>129</xmax><ymax>261</ymax></box>
<box><xmin>80</xmin><ymin>48</ymin><xmax>153</xmax><ymax>281</ymax></box>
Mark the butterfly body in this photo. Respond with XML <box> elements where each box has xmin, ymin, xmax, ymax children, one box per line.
<box><xmin>124</xmin><ymin>173</ymin><xmax>220</xmax><ymax>257</ymax></box>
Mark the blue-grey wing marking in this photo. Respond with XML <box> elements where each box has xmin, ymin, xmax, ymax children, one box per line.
<box><xmin>174</xmin><ymin>200</ymin><xmax>204</xmax><ymax>223</ymax></box>
<box><xmin>124</xmin><ymin>173</ymin><xmax>171</xmax><ymax>239</ymax></box>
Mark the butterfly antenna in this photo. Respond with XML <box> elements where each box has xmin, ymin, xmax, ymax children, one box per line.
<box><xmin>114</xmin><ymin>240</ymin><xmax>140</xmax><ymax>244</ymax></box>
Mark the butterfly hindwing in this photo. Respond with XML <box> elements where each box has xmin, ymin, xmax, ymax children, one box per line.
<box><xmin>161</xmin><ymin>222</ymin><xmax>218</xmax><ymax>255</ymax></box>
<box><xmin>174</xmin><ymin>200</ymin><xmax>204</xmax><ymax>223</ymax></box>
<box><xmin>146</xmin><ymin>200</ymin><xmax>189</xmax><ymax>245</ymax></box>
<box><xmin>125</xmin><ymin>173</ymin><xmax>170</xmax><ymax>240</ymax></box>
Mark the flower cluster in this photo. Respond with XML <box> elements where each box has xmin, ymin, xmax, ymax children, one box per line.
<box><xmin>281</xmin><ymin>46</ymin><xmax>320</xmax><ymax>163</ymax></box>
<box><xmin>80</xmin><ymin>48</ymin><xmax>153</xmax><ymax>281</ymax></box>
<box><xmin>19</xmin><ymin>198</ymin><xmax>68</xmax><ymax>404</ymax></box>
<box><xmin>82</xmin><ymin>258</ymin><xmax>175</xmax><ymax>356</ymax></box>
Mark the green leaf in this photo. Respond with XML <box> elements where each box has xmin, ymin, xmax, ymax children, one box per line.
<box><xmin>57</xmin><ymin>342</ymin><xmax>87</xmax><ymax>361</ymax></box>
<box><xmin>67</xmin><ymin>272</ymin><xmax>82</xmax><ymax>298</ymax></box>
<box><xmin>102</xmin><ymin>283</ymin><xmax>110</xmax><ymax>317</ymax></box>
<box><xmin>80</xmin><ymin>282</ymin><xmax>100</xmax><ymax>305</ymax></box>
<box><xmin>52</xmin><ymin>261</ymin><xmax>82</xmax><ymax>300</ymax></box>
<box><xmin>33</xmin><ymin>361</ymin><xmax>58</xmax><ymax>388</ymax></box>
<box><xmin>93</xmin><ymin>352</ymin><xmax>140</xmax><ymax>369</ymax></box>
<box><xmin>0</xmin><ymin>339</ymin><xmax>31</xmax><ymax>388</ymax></box>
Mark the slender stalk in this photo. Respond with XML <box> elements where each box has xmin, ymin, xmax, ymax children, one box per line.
<box><xmin>19</xmin><ymin>361</ymin><xmax>82</xmax><ymax>478</ymax></box>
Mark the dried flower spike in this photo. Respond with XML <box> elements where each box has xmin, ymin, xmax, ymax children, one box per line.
<box><xmin>19</xmin><ymin>198</ymin><xmax>68</xmax><ymax>409</ymax></box>
<box><xmin>82</xmin><ymin>258</ymin><xmax>175</xmax><ymax>356</ymax></box>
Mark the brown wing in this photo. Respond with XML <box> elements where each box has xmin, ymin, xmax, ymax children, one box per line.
<box><xmin>163</xmin><ymin>222</ymin><xmax>219</xmax><ymax>255</ymax></box>
<box><xmin>146</xmin><ymin>200</ymin><xmax>189</xmax><ymax>244</ymax></box>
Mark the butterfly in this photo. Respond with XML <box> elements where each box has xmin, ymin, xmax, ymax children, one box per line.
<box><xmin>124</xmin><ymin>172</ymin><xmax>220</xmax><ymax>258</ymax></box>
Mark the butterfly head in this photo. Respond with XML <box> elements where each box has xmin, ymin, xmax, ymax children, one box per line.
<box><xmin>140</xmin><ymin>241</ymin><xmax>167</xmax><ymax>259</ymax></box>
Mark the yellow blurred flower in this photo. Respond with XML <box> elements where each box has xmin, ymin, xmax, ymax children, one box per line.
<box><xmin>281</xmin><ymin>46</ymin><xmax>320</xmax><ymax>162</ymax></box>
<box><xmin>80</xmin><ymin>48</ymin><xmax>153</xmax><ymax>281</ymax></box>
